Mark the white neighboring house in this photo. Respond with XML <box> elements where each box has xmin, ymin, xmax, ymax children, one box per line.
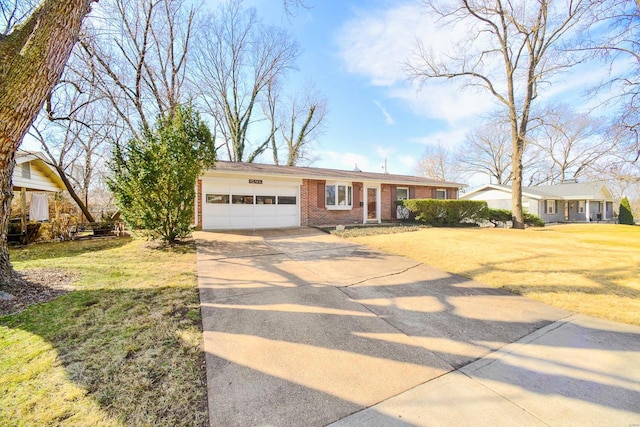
<box><xmin>461</xmin><ymin>181</ymin><xmax>615</xmax><ymax>223</ymax></box>
<box><xmin>13</xmin><ymin>151</ymin><xmax>65</xmax><ymax>223</ymax></box>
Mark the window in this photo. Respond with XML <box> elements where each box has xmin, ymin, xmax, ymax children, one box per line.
<box><xmin>435</xmin><ymin>189</ymin><xmax>447</xmax><ymax>200</ymax></box>
<box><xmin>232</xmin><ymin>195</ymin><xmax>254</xmax><ymax>204</ymax></box>
<box><xmin>578</xmin><ymin>201</ymin><xmax>585</xmax><ymax>213</ymax></box>
<box><xmin>256</xmin><ymin>196</ymin><xmax>275</xmax><ymax>205</ymax></box>
<box><xmin>325</xmin><ymin>183</ymin><xmax>352</xmax><ymax>209</ymax></box>
<box><xmin>206</xmin><ymin>194</ymin><xmax>229</xmax><ymax>204</ymax></box>
<box><xmin>278</xmin><ymin>196</ymin><xmax>296</xmax><ymax>205</ymax></box>
<box><xmin>21</xmin><ymin>163</ymin><xmax>31</xmax><ymax>179</ymax></box>
<box><xmin>546</xmin><ymin>200</ymin><xmax>557</xmax><ymax>214</ymax></box>
<box><xmin>396</xmin><ymin>187</ymin><xmax>409</xmax><ymax>201</ymax></box>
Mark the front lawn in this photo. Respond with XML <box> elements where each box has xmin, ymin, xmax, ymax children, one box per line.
<box><xmin>0</xmin><ymin>238</ymin><xmax>207</xmax><ymax>426</ymax></box>
<box><xmin>346</xmin><ymin>224</ymin><xmax>640</xmax><ymax>326</ymax></box>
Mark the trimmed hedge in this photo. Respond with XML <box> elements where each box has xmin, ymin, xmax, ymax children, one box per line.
<box><xmin>523</xmin><ymin>212</ymin><xmax>545</xmax><ymax>227</ymax></box>
<box><xmin>403</xmin><ymin>199</ymin><xmax>489</xmax><ymax>226</ymax></box>
<box><xmin>487</xmin><ymin>208</ymin><xmax>512</xmax><ymax>227</ymax></box>
<box><xmin>487</xmin><ymin>208</ymin><xmax>545</xmax><ymax>227</ymax></box>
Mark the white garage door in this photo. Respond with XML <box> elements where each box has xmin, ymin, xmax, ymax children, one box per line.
<box><xmin>202</xmin><ymin>181</ymin><xmax>300</xmax><ymax>229</ymax></box>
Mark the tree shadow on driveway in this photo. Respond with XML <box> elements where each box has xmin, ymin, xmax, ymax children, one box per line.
<box><xmin>195</xmin><ymin>230</ymin><xmax>640</xmax><ymax>426</ymax></box>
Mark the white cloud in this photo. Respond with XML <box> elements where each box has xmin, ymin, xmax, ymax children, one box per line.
<box><xmin>337</xmin><ymin>2</ymin><xmax>498</xmax><ymax>125</ymax></box>
<box><xmin>311</xmin><ymin>148</ymin><xmax>420</xmax><ymax>176</ymax></box>
<box><xmin>411</xmin><ymin>128</ymin><xmax>469</xmax><ymax>150</ymax></box>
<box><xmin>396</xmin><ymin>155</ymin><xmax>417</xmax><ymax>173</ymax></box>
<box><xmin>312</xmin><ymin>150</ymin><xmax>376</xmax><ymax>172</ymax></box>
<box><xmin>373</xmin><ymin>100</ymin><xmax>395</xmax><ymax>125</ymax></box>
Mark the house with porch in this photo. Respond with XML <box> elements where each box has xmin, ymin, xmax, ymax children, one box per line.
<box><xmin>196</xmin><ymin>161</ymin><xmax>464</xmax><ymax>230</ymax></box>
<box><xmin>10</xmin><ymin>151</ymin><xmax>65</xmax><ymax>242</ymax></box>
<box><xmin>460</xmin><ymin>181</ymin><xmax>615</xmax><ymax>223</ymax></box>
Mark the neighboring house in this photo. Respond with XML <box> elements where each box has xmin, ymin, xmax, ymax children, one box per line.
<box><xmin>196</xmin><ymin>161</ymin><xmax>463</xmax><ymax>230</ymax></box>
<box><xmin>13</xmin><ymin>151</ymin><xmax>65</xmax><ymax>222</ymax></box>
<box><xmin>461</xmin><ymin>181</ymin><xmax>615</xmax><ymax>223</ymax></box>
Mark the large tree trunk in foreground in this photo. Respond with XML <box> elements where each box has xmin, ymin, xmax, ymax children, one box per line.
<box><xmin>0</xmin><ymin>0</ymin><xmax>95</xmax><ymax>285</ymax></box>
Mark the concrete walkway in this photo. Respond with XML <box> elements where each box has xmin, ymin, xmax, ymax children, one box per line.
<box><xmin>195</xmin><ymin>228</ymin><xmax>640</xmax><ymax>426</ymax></box>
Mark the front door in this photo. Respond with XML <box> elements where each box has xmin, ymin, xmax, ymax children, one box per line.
<box><xmin>367</xmin><ymin>188</ymin><xmax>378</xmax><ymax>221</ymax></box>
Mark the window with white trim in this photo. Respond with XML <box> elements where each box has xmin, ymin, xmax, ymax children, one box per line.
<box><xmin>435</xmin><ymin>189</ymin><xmax>447</xmax><ymax>200</ymax></box>
<box><xmin>546</xmin><ymin>200</ymin><xmax>557</xmax><ymax>214</ymax></box>
<box><xmin>326</xmin><ymin>183</ymin><xmax>352</xmax><ymax>210</ymax></box>
<box><xmin>578</xmin><ymin>201</ymin><xmax>585</xmax><ymax>213</ymax></box>
<box><xmin>396</xmin><ymin>187</ymin><xmax>409</xmax><ymax>201</ymax></box>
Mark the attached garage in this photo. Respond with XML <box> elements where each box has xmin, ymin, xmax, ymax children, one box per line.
<box><xmin>200</xmin><ymin>176</ymin><xmax>301</xmax><ymax>230</ymax></box>
<box><xmin>196</xmin><ymin>161</ymin><xmax>463</xmax><ymax>230</ymax></box>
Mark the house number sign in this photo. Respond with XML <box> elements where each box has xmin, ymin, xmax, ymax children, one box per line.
<box><xmin>249</xmin><ymin>179</ymin><xmax>263</xmax><ymax>184</ymax></box>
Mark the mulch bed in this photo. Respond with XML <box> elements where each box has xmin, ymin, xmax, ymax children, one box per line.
<box><xmin>0</xmin><ymin>269</ymin><xmax>77</xmax><ymax>316</ymax></box>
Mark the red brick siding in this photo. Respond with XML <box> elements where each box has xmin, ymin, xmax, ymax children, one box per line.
<box><xmin>302</xmin><ymin>179</ymin><xmax>364</xmax><ymax>225</ymax></box>
<box><xmin>381</xmin><ymin>184</ymin><xmax>394</xmax><ymax>221</ymax></box>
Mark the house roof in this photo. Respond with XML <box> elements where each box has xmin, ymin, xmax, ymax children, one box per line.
<box><xmin>13</xmin><ymin>151</ymin><xmax>65</xmax><ymax>192</ymax></box>
<box><xmin>532</xmin><ymin>182</ymin><xmax>614</xmax><ymax>200</ymax></box>
<box><xmin>461</xmin><ymin>182</ymin><xmax>614</xmax><ymax>201</ymax></box>
<box><xmin>208</xmin><ymin>161</ymin><xmax>464</xmax><ymax>188</ymax></box>
<box><xmin>461</xmin><ymin>183</ymin><xmax>554</xmax><ymax>200</ymax></box>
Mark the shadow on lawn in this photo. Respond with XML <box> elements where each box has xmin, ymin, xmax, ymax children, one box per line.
<box><xmin>457</xmin><ymin>253</ymin><xmax>640</xmax><ymax>301</ymax></box>
<box><xmin>9</xmin><ymin>236</ymin><xmax>133</xmax><ymax>262</ymax></box>
<box><xmin>0</xmin><ymin>285</ymin><xmax>208</xmax><ymax>427</ymax></box>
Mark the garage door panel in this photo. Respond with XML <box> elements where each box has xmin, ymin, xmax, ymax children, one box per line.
<box><xmin>202</xmin><ymin>180</ymin><xmax>299</xmax><ymax>230</ymax></box>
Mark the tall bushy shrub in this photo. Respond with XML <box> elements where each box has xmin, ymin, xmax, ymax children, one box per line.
<box><xmin>108</xmin><ymin>104</ymin><xmax>216</xmax><ymax>243</ymax></box>
<box><xmin>619</xmin><ymin>197</ymin><xmax>634</xmax><ymax>225</ymax></box>
<box><xmin>403</xmin><ymin>199</ymin><xmax>488</xmax><ymax>226</ymax></box>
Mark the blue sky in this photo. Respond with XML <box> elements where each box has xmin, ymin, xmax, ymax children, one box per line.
<box><xmin>230</xmin><ymin>0</ymin><xmax>626</xmax><ymax>180</ymax></box>
<box><xmin>20</xmin><ymin>0</ymin><xmax>624</xmax><ymax>183</ymax></box>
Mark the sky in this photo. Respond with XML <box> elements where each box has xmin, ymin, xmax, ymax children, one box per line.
<box><xmin>17</xmin><ymin>0</ymin><xmax>624</xmax><ymax>184</ymax></box>
<box><xmin>221</xmin><ymin>0</ymin><xmax>624</xmax><ymax>182</ymax></box>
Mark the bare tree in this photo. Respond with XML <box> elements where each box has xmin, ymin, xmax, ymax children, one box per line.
<box><xmin>0</xmin><ymin>0</ymin><xmax>38</xmax><ymax>35</ymax></box>
<box><xmin>264</xmin><ymin>81</ymin><xmax>327</xmax><ymax>166</ymax></box>
<box><xmin>414</xmin><ymin>142</ymin><xmax>462</xmax><ymax>182</ymax></box>
<box><xmin>408</xmin><ymin>0</ymin><xmax>596</xmax><ymax>228</ymax></box>
<box><xmin>458</xmin><ymin>120</ymin><xmax>513</xmax><ymax>185</ymax></box>
<box><xmin>193</xmin><ymin>0</ymin><xmax>300</xmax><ymax>162</ymax></box>
<box><xmin>79</xmin><ymin>0</ymin><xmax>195</xmax><ymax>139</ymax></box>
<box><xmin>529</xmin><ymin>104</ymin><xmax>612</xmax><ymax>184</ymax></box>
<box><xmin>0</xmin><ymin>0</ymin><xmax>95</xmax><ymax>284</ymax></box>
<box><xmin>582</xmin><ymin>0</ymin><xmax>640</xmax><ymax>159</ymax></box>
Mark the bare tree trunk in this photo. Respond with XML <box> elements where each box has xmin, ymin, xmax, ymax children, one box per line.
<box><xmin>54</xmin><ymin>164</ymin><xmax>95</xmax><ymax>222</ymax></box>
<box><xmin>0</xmin><ymin>0</ymin><xmax>94</xmax><ymax>285</ymax></box>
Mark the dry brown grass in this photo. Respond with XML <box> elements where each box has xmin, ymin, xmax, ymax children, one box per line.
<box><xmin>348</xmin><ymin>224</ymin><xmax>640</xmax><ymax>326</ymax></box>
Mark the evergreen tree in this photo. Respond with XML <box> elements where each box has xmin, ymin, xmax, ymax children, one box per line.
<box><xmin>108</xmin><ymin>105</ymin><xmax>215</xmax><ymax>242</ymax></box>
<box><xmin>619</xmin><ymin>197</ymin><xmax>634</xmax><ymax>225</ymax></box>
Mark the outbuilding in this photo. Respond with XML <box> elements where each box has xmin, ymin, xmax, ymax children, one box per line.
<box><xmin>196</xmin><ymin>161</ymin><xmax>463</xmax><ymax>230</ymax></box>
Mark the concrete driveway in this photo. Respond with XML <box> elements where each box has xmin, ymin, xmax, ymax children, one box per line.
<box><xmin>195</xmin><ymin>228</ymin><xmax>640</xmax><ymax>426</ymax></box>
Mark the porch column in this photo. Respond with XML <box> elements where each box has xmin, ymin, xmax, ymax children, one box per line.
<box><xmin>21</xmin><ymin>187</ymin><xmax>27</xmax><ymax>234</ymax></box>
<box><xmin>603</xmin><ymin>202</ymin><xmax>607</xmax><ymax>220</ymax></box>
<box><xmin>586</xmin><ymin>200</ymin><xmax>590</xmax><ymax>222</ymax></box>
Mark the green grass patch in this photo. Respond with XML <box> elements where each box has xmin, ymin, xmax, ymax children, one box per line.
<box><xmin>0</xmin><ymin>238</ymin><xmax>207</xmax><ymax>426</ymax></box>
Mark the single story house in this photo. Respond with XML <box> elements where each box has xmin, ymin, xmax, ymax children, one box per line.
<box><xmin>196</xmin><ymin>161</ymin><xmax>464</xmax><ymax>230</ymax></box>
<box><xmin>460</xmin><ymin>181</ymin><xmax>615</xmax><ymax>223</ymax></box>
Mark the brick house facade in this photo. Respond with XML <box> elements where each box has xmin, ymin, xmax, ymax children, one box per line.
<box><xmin>196</xmin><ymin>161</ymin><xmax>463</xmax><ymax>230</ymax></box>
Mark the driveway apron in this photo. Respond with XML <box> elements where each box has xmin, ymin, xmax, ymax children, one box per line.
<box><xmin>195</xmin><ymin>228</ymin><xmax>640</xmax><ymax>426</ymax></box>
